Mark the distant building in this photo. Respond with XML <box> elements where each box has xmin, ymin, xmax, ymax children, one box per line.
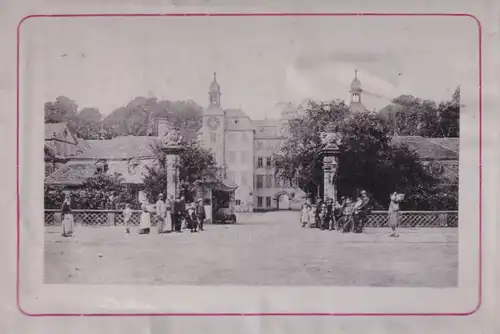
<box><xmin>199</xmin><ymin>73</ymin><xmax>305</xmax><ymax>212</ymax></box>
<box><xmin>44</xmin><ymin>123</ymin><xmax>85</xmax><ymax>176</ymax></box>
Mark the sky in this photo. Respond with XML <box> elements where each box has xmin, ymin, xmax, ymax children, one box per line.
<box><xmin>20</xmin><ymin>15</ymin><xmax>479</xmax><ymax>120</ymax></box>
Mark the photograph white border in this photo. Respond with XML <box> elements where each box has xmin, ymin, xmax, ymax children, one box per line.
<box><xmin>17</xmin><ymin>13</ymin><xmax>481</xmax><ymax>315</ymax></box>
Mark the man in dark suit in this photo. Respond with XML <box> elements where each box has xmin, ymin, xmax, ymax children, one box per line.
<box><xmin>196</xmin><ymin>198</ymin><xmax>206</xmax><ymax>231</ymax></box>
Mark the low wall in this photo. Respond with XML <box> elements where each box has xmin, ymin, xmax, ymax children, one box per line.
<box><xmin>44</xmin><ymin>210</ymin><xmax>458</xmax><ymax>227</ymax></box>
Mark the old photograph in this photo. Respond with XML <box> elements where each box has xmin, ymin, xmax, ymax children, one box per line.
<box><xmin>37</xmin><ymin>16</ymin><xmax>467</xmax><ymax>288</ymax></box>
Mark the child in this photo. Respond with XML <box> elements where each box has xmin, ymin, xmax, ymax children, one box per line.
<box><xmin>123</xmin><ymin>203</ymin><xmax>132</xmax><ymax>234</ymax></box>
<box><xmin>186</xmin><ymin>203</ymin><xmax>197</xmax><ymax>232</ymax></box>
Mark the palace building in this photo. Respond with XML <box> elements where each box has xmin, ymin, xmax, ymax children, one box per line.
<box><xmin>199</xmin><ymin>73</ymin><xmax>305</xmax><ymax>212</ymax></box>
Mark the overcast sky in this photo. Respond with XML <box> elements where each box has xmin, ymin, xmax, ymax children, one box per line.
<box><xmin>20</xmin><ymin>15</ymin><xmax>478</xmax><ymax>119</ymax></box>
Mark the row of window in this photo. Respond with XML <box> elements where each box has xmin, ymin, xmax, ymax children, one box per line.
<box><xmin>256</xmin><ymin>196</ymin><xmax>273</xmax><ymax>207</ymax></box>
<box><xmin>225</xmin><ymin>170</ymin><xmax>297</xmax><ymax>189</ymax></box>
<box><xmin>256</xmin><ymin>157</ymin><xmax>273</xmax><ymax>168</ymax></box>
<box><xmin>255</xmin><ymin>140</ymin><xmax>281</xmax><ymax>150</ymax></box>
<box><xmin>255</xmin><ymin>174</ymin><xmax>297</xmax><ymax>189</ymax></box>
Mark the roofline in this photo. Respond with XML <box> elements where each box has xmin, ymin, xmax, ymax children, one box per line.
<box><xmin>69</xmin><ymin>156</ymin><xmax>155</xmax><ymax>161</ymax></box>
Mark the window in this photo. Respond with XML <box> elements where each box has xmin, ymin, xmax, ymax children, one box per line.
<box><xmin>266</xmin><ymin>196</ymin><xmax>272</xmax><ymax>207</ymax></box>
<box><xmin>210</xmin><ymin>133</ymin><xmax>217</xmax><ymax>144</ymax></box>
<box><xmin>236</xmin><ymin>199</ymin><xmax>241</xmax><ymax>206</ymax></box>
<box><xmin>266</xmin><ymin>157</ymin><xmax>272</xmax><ymax>167</ymax></box>
<box><xmin>265</xmin><ymin>175</ymin><xmax>273</xmax><ymax>188</ymax></box>
<box><xmin>228</xmin><ymin>151</ymin><xmax>236</xmax><ymax>163</ymax></box>
<box><xmin>257</xmin><ymin>157</ymin><xmax>263</xmax><ymax>168</ymax></box>
<box><xmin>257</xmin><ymin>196</ymin><xmax>263</xmax><ymax>207</ymax></box>
<box><xmin>256</xmin><ymin>175</ymin><xmax>264</xmax><ymax>189</ymax></box>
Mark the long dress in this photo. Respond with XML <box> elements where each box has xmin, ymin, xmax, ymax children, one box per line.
<box><xmin>300</xmin><ymin>205</ymin><xmax>309</xmax><ymax>227</ymax></box>
<box><xmin>139</xmin><ymin>204</ymin><xmax>151</xmax><ymax>234</ymax></box>
<box><xmin>61</xmin><ymin>200</ymin><xmax>74</xmax><ymax>237</ymax></box>
<box><xmin>388</xmin><ymin>194</ymin><xmax>400</xmax><ymax>228</ymax></box>
<box><xmin>165</xmin><ymin>200</ymin><xmax>173</xmax><ymax>232</ymax></box>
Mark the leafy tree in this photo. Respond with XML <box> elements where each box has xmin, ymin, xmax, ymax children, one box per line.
<box><xmin>102</xmin><ymin>97</ymin><xmax>203</xmax><ymax>141</ymax></box>
<box><xmin>380</xmin><ymin>87</ymin><xmax>459</xmax><ymax>138</ymax></box>
<box><xmin>274</xmin><ymin>99</ymin><xmax>439</xmax><ymax>209</ymax></box>
<box><xmin>72</xmin><ymin>107</ymin><xmax>105</xmax><ymax>139</ymax></box>
<box><xmin>44</xmin><ymin>96</ymin><xmax>78</xmax><ymax>126</ymax></box>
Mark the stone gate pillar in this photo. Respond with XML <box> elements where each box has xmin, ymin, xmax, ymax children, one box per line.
<box><xmin>320</xmin><ymin>132</ymin><xmax>342</xmax><ymax>202</ymax></box>
<box><xmin>160</xmin><ymin>129</ymin><xmax>185</xmax><ymax>200</ymax></box>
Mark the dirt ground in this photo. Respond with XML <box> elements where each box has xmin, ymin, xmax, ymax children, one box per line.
<box><xmin>44</xmin><ymin>211</ymin><xmax>458</xmax><ymax>287</ymax></box>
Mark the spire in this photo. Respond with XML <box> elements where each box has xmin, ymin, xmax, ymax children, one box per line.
<box><xmin>208</xmin><ymin>72</ymin><xmax>221</xmax><ymax>106</ymax></box>
<box><xmin>349</xmin><ymin>69</ymin><xmax>366</xmax><ymax>112</ymax></box>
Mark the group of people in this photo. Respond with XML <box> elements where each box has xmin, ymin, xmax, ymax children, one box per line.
<box><xmin>124</xmin><ymin>193</ymin><xmax>207</xmax><ymax>235</ymax></box>
<box><xmin>300</xmin><ymin>190</ymin><xmax>404</xmax><ymax>237</ymax></box>
<box><xmin>301</xmin><ymin>190</ymin><xmax>371</xmax><ymax>233</ymax></box>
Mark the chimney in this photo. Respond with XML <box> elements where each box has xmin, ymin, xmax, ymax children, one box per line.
<box><xmin>157</xmin><ymin>118</ymin><xmax>170</xmax><ymax>138</ymax></box>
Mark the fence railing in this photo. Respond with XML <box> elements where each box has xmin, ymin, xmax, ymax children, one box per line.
<box><xmin>44</xmin><ymin>209</ymin><xmax>458</xmax><ymax>227</ymax></box>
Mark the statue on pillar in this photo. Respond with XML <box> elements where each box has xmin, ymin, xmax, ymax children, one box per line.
<box><xmin>320</xmin><ymin>131</ymin><xmax>341</xmax><ymax>202</ymax></box>
<box><xmin>159</xmin><ymin>129</ymin><xmax>185</xmax><ymax>200</ymax></box>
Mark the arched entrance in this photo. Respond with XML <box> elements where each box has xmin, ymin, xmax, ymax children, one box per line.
<box><xmin>274</xmin><ymin>191</ymin><xmax>291</xmax><ymax>210</ymax></box>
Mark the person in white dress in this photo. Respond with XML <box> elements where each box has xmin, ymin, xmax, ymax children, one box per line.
<box><xmin>123</xmin><ymin>203</ymin><xmax>133</xmax><ymax>234</ymax></box>
<box><xmin>139</xmin><ymin>201</ymin><xmax>151</xmax><ymax>234</ymax></box>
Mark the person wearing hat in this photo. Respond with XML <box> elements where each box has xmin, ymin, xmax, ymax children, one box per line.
<box><xmin>354</xmin><ymin>190</ymin><xmax>371</xmax><ymax>233</ymax></box>
<box><xmin>156</xmin><ymin>193</ymin><xmax>167</xmax><ymax>234</ymax></box>
<box><xmin>195</xmin><ymin>198</ymin><xmax>206</xmax><ymax>231</ymax></box>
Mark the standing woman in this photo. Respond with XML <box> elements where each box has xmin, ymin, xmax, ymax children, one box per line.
<box><xmin>61</xmin><ymin>192</ymin><xmax>75</xmax><ymax>237</ymax></box>
<box><xmin>165</xmin><ymin>194</ymin><xmax>174</xmax><ymax>232</ymax></box>
<box><xmin>139</xmin><ymin>201</ymin><xmax>151</xmax><ymax>234</ymax></box>
<box><xmin>300</xmin><ymin>202</ymin><xmax>310</xmax><ymax>228</ymax></box>
<box><xmin>388</xmin><ymin>191</ymin><xmax>402</xmax><ymax>237</ymax></box>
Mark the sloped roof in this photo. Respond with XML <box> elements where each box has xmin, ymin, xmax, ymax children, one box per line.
<box><xmin>44</xmin><ymin>163</ymin><xmax>96</xmax><ymax>185</ymax></box>
<box><xmin>224</xmin><ymin>109</ymin><xmax>249</xmax><ymax>118</ymax></box>
<box><xmin>428</xmin><ymin>137</ymin><xmax>459</xmax><ymax>153</ymax></box>
<box><xmin>45</xmin><ymin>122</ymin><xmax>78</xmax><ymax>144</ymax></box>
<box><xmin>253</xmin><ymin>119</ymin><xmax>280</xmax><ymax>127</ymax></box>
<box><xmin>75</xmin><ymin>136</ymin><xmax>156</xmax><ymax>160</ymax></box>
<box><xmin>393</xmin><ymin>136</ymin><xmax>459</xmax><ymax>160</ymax></box>
<box><xmin>44</xmin><ymin>159</ymin><xmax>155</xmax><ymax>185</ymax></box>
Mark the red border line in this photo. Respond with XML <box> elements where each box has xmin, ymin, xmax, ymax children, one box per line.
<box><xmin>16</xmin><ymin>12</ymin><xmax>482</xmax><ymax>317</ymax></box>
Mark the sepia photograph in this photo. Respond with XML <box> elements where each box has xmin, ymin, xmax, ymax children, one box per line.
<box><xmin>35</xmin><ymin>16</ymin><xmax>467</xmax><ymax>289</ymax></box>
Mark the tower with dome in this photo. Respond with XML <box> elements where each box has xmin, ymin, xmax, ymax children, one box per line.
<box><xmin>348</xmin><ymin>69</ymin><xmax>367</xmax><ymax>113</ymax></box>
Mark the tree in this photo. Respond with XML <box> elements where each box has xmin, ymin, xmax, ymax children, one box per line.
<box><xmin>44</xmin><ymin>96</ymin><xmax>78</xmax><ymax>126</ymax></box>
<box><xmin>143</xmin><ymin>139</ymin><xmax>218</xmax><ymax>202</ymax></box>
<box><xmin>102</xmin><ymin>97</ymin><xmax>203</xmax><ymax>141</ymax></box>
<box><xmin>274</xmin><ymin>100</ymin><xmax>438</xmax><ymax>209</ymax></box>
<box><xmin>73</xmin><ymin>107</ymin><xmax>104</xmax><ymax>139</ymax></box>
<box><xmin>380</xmin><ymin>87</ymin><xmax>460</xmax><ymax>138</ymax></box>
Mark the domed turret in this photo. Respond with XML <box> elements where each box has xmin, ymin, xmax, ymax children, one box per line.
<box><xmin>350</xmin><ymin>69</ymin><xmax>362</xmax><ymax>93</ymax></box>
<box><xmin>208</xmin><ymin>72</ymin><xmax>221</xmax><ymax>107</ymax></box>
<box><xmin>209</xmin><ymin>72</ymin><xmax>220</xmax><ymax>94</ymax></box>
<box><xmin>349</xmin><ymin>69</ymin><xmax>366</xmax><ymax>113</ymax></box>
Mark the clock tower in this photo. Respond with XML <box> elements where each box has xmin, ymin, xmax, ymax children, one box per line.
<box><xmin>202</xmin><ymin>72</ymin><xmax>226</xmax><ymax>170</ymax></box>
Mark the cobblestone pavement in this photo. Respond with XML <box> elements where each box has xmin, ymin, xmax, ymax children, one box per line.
<box><xmin>45</xmin><ymin>211</ymin><xmax>458</xmax><ymax>286</ymax></box>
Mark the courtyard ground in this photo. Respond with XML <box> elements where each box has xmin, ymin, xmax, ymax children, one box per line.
<box><xmin>44</xmin><ymin>211</ymin><xmax>458</xmax><ymax>287</ymax></box>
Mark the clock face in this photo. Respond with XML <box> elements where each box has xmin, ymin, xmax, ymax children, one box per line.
<box><xmin>207</xmin><ymin>116</ymin><xmax>220</xmax><ymax>130</ymax></box>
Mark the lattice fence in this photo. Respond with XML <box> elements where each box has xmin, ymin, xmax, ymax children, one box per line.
<box><xmin>45</xmin><ymin>210</ymin><xmax>458</xmax><ymax>227</ymax></box>
<box><xmin>365</xmin><ymin>211</ymin><xmax>458</xmax><ymax>227</ymax></box>
<box><xmin>44</xmin><ymin>210</ymin><xmax>160</xmax><ymax>226</ymax></box>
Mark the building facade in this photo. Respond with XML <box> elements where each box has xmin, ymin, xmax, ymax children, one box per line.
<box><xmin>200</xmin><ymin>73</ymin><xmax>305</xmax><ymax>212</ymax></box>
